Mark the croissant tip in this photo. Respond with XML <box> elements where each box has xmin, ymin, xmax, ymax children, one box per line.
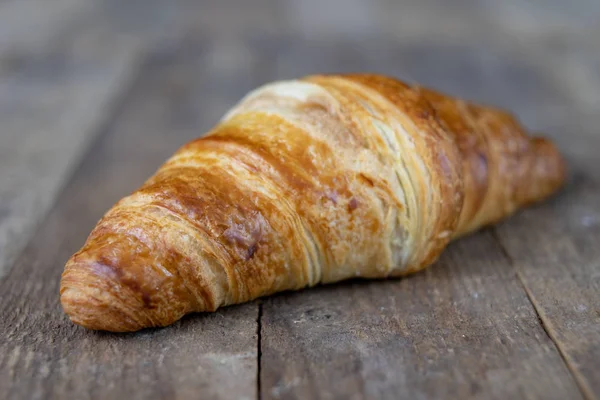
<box><xmin>532</xmin><ymin>136</ymin><xmax>568</xmax><ymax>194</ymax></box>
<box><xmin>60</xmin><ymin>287</ymin><xmax>137</xmax><ymax>332</ymax></box>
<box><xmin>60</xmin><ymin>261</ymin><xmax>145</xmax><ymax>332</ymax></box>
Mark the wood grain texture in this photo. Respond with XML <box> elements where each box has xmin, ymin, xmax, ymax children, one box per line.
<box><xmin>0</xmin><ymin>43</ymin><xmax>264</xmax><ymax>400</ymax></box>
<box><xmin>0</xmin><ymin>0</ymin><xmax>90</xmax><ymax>59</ymax></box>
<box><xmin>282</xmin><ymin>0</ymin><xmax>378</xmax><ymax>37</ymax></box>
<box><xmin>493</xmin><ymin>143</ymin><xmax>600</xmax><ymax>399</ymax></box>
<box><xmin>477</xmin><ymin>17</ymin><xmax>600</xmax><ymax>397</ymax></box>
<box><xmin>0</xmin><ymin>17</ymin><xmax>142</xmax><ymax>278</ymax></box>
<box><xmin>260</xmin><ymin>232</ymin><xmax>581</xmax><ymax>400</ymax></box>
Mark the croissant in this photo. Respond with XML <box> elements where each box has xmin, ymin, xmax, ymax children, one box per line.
<box><xmin>60</xmin><ymin>74</ymin><xmax>565</xmax><ymax>332</ymax></box>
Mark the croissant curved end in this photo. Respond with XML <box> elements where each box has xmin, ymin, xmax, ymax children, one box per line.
<box><xmin>61</xmin><ymin>260</ymin><xmax>149</xmax><ymax>332</ymax></box>
<box><xmin>60</xmin><ymin>249</ymin><xmax>198</xmax><ymax>332</ymax></box>
<box><xmin>530</xmin><ymin>137</ymin><xmax>567</xmax><ymax>201</ymax></box>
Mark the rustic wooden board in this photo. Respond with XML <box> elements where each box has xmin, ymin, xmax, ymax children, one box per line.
<box><xmin>0</xmin><ymin>0</ymin><xmax>90</xmax><ymax>58</ymax></box>
<box><xmin>0</xmin><ymin>16</ymin><xmax>142</xmax><ymax>278</ymax></box>
<box><xmin>493</xmin><ymin>138</ymin><xmax>600</xmax><ymax>400</ymax></box>
<box><xmin>486</xmin><ymin>14</ymin><xmax>600</xmax><ymax>392</ymax></box>
<box><xmin>488</xmin><ymin>32</ymin><xmax>600</xmax><ymax>399</ymax></box>
<box><xmin>260</xmin><ymin>231</ymin><xmax>581</xmax><ymax>400</ymax></box>
<box><xmin>0</xmin><ymin>42</ymin><xmax>264</xmax><ymax>400</ymax></box>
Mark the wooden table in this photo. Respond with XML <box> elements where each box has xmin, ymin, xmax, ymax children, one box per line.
<box><xmin>1</xmin><ymin>1</ymin><xmax>599</xmax><ymax>399</ymax></box>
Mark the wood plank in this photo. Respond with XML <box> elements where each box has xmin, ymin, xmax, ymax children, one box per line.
<box><xmin>376</xmin><ymin>0</ymin><xmax>497</xmax><ymax>43</ymax></box>
<box><xmin>376</xmin><ymin>0</ymin><xmax>600</xmax><ymax>46</ymax></box>
<box><xmin>0</xmin><ymin>39</ymin><xmax>264</xmax><ymax>400</ymax></box>
<box><xmin>477</xmin><ymin>0</ymin><xmax>600</xmax><ymax>36</ymax></box>
<box><xmin>487</xmin><ymin>28</ymin><xmax>600</xmax><ymax>398</ymax></box>
<box><xmin>0</xmin><ymin>0</ymin><xmax>90</xmax><ymax>59</ymax></box>
<box><xmin>0</xmin><ymin>17</ymin><xmax>143</xmax><ymax>278</ymax></box>
<box><xmin>183</xmin><ymin>0</ymin><xmax>281</xmax><ymax>37</ymax></box>
<box><xmin>260</xmin><ymin>232</ymin><xmax>581</xmax><ymax>399</ymax></box>
<box><xmin>493</xmin><ymin>127</ymin><xmax>600</xmax><ymax>399</ymax></box>
<box><xmin>282</xmin><ymin>0</ymin><xmax>377</xmax><ymax>37</ymax></box>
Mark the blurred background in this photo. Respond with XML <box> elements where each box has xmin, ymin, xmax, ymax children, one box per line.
<box><xmin>0</xmin><ymin>0</ymin><xmax>599</xmax><ymax>275</ymax></box>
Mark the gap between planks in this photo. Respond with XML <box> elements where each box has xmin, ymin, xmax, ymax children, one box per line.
<box><xmin>490</xmin><ymin>229</ymin><xmax>595</xmax><ymax>400</ymax></box>
<box><xmin>0</xmin><ymin>44</ymin><xmax>264</xmax><ymax>399</ymax></box>
<box><xmin>257</xmin><ymin>301</ymin><xmax>264</xmax><ymax>400</ymax></box>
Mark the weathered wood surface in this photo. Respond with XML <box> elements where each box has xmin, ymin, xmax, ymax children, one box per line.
<box><xmin>261</xmin><ymin>232</ymin><xmax>581</xmax><ymax>399</ymax></box>
<box><xmin>493</xmin><ymin>113</ymin><xmax>600</xmax><ymax>399</ymax></box>
<box><xmin>0</xmin><ymin>1</ymin><xmax>142</xmax><ymax>278</ymax></box>
<box><xmin>0</xmin><ymin>0</ymin><xmax>90</xmax><ymax>56</ymax></box>
<box><xmin>1</xmin><ymin>0</ymin><xmax>599</xmax><ymax>399</ymax></box>
<box><xmin>494</xmin><ymin>165</ymin><xmax>600</xmax><ymax>400</ymax></box>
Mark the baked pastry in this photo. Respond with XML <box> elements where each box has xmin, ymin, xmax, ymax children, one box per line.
<box><xmin>60</xmin><ymin>74</ymin><xmax>566</xmax><ymax>331</ymax></box>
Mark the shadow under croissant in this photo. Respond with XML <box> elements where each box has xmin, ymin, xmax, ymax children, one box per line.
<box><xmin>71</xmin><ymin>225</ymin><xmax>537</xmax><ymax>337</ymax></box>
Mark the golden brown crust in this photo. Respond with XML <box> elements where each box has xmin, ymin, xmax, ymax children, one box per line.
<box><xmin>60</xmin><ymin>74</ymin><xmax>566</xmax><ymax>331</ymax></box>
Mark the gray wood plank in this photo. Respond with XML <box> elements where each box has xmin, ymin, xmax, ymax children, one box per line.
<box><xmin>184</xmin><ymin>0</ymin><xmax>281</xmax><ymax>36</ymax></box>
<box><xmin>260</xmin><ymin>232</ymin><xmax>581</xmax><ymax>400</ymax></box>
<box><xmin>375</xmin><ymin>0</ymin><xmax>600</xmax><ymax>44</ymax></box>
<box><xmin>0</xmin><ymin>0</ymin><xmax>90</xmax><ymax>59</ymax></box>
<box><xmin>493</xmin><ymin>129</ymin><xmax>600</xmax><ymax>399</ymax></box>
<box><xmin>0</xmin><ymin>38</ymin><xmax>265</xmax><ymax>400</ymax></box>
<box><xmin>484</xmin><ymin>24</ymin><xmax>600</xmax><ymax>398</ymax></box>
<box><xmin>477</xmin><ymin>0</ymin><xmax>600</xmax><ymax>36</ymax></box>
<box><xmin>282</xmin><ymin>0</ymin><xmax>378</xmax><ymax>37</ymax></box>
<box><xmin>0</xmin><ymin>19</ymin><xmax>143</xmax><ymax>278</ymax></box>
